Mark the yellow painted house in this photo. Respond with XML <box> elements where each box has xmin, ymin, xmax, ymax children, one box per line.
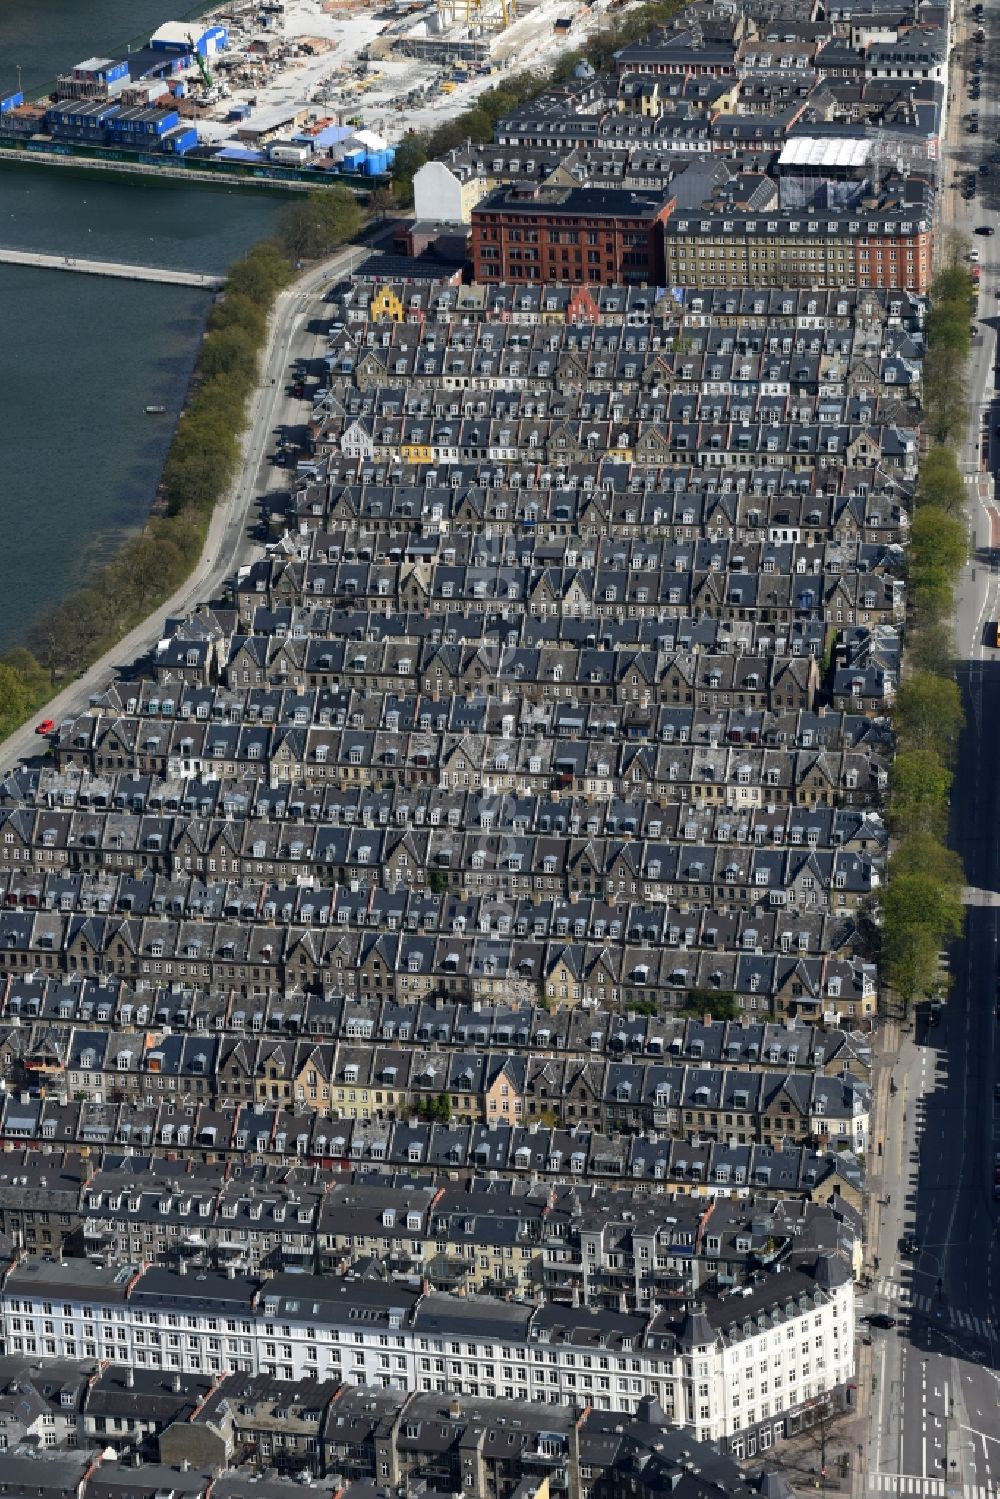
<box><xmin>369</xmin><ymin>286</ymin><xmax>404</xmax><ymax>323</ymax></box>
<box><xmin>400</xmin><ymin>443</ymin><xmax>434</xmax><ymax>464</ymax></box>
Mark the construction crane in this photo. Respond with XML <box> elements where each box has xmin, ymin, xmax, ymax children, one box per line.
<box><xmin>187</xmin><ymin>33</ymin><xmax>214</xmax><ymax>91</ymax></box>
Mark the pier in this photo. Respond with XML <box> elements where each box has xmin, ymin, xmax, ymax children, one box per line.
<box><xmin>0</xmin><ymin>247</ymin><xmax>225</xmax><ymax>288</ymax></box>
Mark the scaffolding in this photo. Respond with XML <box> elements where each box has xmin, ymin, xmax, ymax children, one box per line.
<box><xmin>435</xmin><ymin>0</ymin><xmax>516</xmax><ymax>32</ymax></box>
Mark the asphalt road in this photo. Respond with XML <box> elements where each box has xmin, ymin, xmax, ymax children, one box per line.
<box><xmin>859</xmin><ymin>8</ymin><xmax>1000</xmax><ymax>1495</ymax></box>
<box><xmin>0</xmin><ymin>237</ymin><xmax>373</xmax><ymax>776</ymax></box>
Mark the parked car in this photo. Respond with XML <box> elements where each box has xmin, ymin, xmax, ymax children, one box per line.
<box><xmin>863</xmin><ymin>1313</ymin><xmax>897</xmax><ymax>1329</ymax></box>
<box><xmin>34</xmin><ymin>719</ymin><xmax>55</xmax><ymax>736</ymax></box>
<box><xmin>899</xmin><ymin>1233</ymin><xmax>920</xmax><ymax>1255</ymax></box>
<box><xmin>975</xmin><ymin>224</ymin><xmax>996</xmax><ymax>234</ymax></box>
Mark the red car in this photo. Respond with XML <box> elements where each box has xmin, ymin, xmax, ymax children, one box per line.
<box><xmin>34</xmin><ymin>719</ymin><xmax>55</xmax><ymax>736</ymax></box>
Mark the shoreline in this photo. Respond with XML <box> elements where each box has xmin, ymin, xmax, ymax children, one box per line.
<box><xmin>0</xmin><ymin>238</ymin><xmax>368</xmax><ymax>768</ymax></box>
<box><xmin>0</xmin><ymin>142</ymin><xmax>360</xmax><ymax>194</ymax></box>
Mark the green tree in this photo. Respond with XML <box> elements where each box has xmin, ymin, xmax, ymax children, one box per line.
<box><xmin>368</xmin><ymin>182</ymin><xmax>395</xmax><ymax>222</ymax></box>
<box><xmin>278</xmin><ymin>187</ymin><xmax>362</xmax><ymax>260</ymax></box>
<box><xmin>890</xmin><ymin>833</ymin><xmax>965</xmax><ymax>891</ymax></box>
<box><xmin>909</xmin><ymin>505</ymin><xmax>968</xmax><ymax>623</ymax></box>
<box><xmin>941</xmin><ymin>227</ymin><xmax>972</xmax><ymax>269</ymax></box>
<box><xmin>916</xmin><ymin>444</ymin><xmax>966</xmax><ymax>517</ymax></box>
<box><xmin>209</xmin><ymin>290</ymin><xmax>267</xmax><ymax>344</ymax></box>
<box><xmin>391</xmin><ymin>134</ymin><xmax>429</xmax><ymax>205</ymax></box>
<box><xmin>1</xmin><ymin>647</ymin><xmax>49</xmax><ymax>698</ymax></box>
<box><xmin>910</xmin><ymin>505</ymin><xmax>968</xmax><ymax>580</ymax></box>
<box><xmin>199</xmin><ymin>324</ymin><xmax>260</xmax><ymax>386</ymax></box>
<box><xmin>882</xmin><ymin>870</ymin><xmax>964</xmax><ymax>1012</ymax></box>
<box><xmin>908</xmin><ymin>619</ymin><xmax>955</xmax><ymax>676</ymax></box>
<box><xmin>162</xmin><ymin>445</ymin><xmax>233</xmax><ymax>515</ymax></box>
<box><xmin>922</xmin><ymin>346</ymin><xmax>969</xmax><ymax>444</ymax></box>
<box><xmin>0</xmin><ymin>663</ymin><xmax>37</xmax><ymax>726</ymax></box>
<box><xmin>685</xmin><ymin>990</ymin><xmax>739</xmax><ymax>1021</ymax></box>
<box><xmin>888</xmin><ymin>749</ymin><xmax>952</xmax><ymax>838</ymax></box>
<box><xmin>227</xmin><ymin>242</ymin><xmax>292</xmax><ymax>303</ymax></box>
<box><xmin>893</xmin><ymin>672</ymin><xmax>964</xmax><ymax>759</ymax></box>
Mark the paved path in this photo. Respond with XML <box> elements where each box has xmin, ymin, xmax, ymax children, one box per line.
<box><xmin>0</xmin><ymin>246</ymin><xmax>225</xmax><ymax>287</ymax></box>
<box><xmin>0</xmin><ymin>238</ymin><xmax>372</xmax><ymax>775</ymax></box>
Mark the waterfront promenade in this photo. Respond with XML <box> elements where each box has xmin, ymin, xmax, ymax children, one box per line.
<box><xmin>0</xmin><ymin>238</ymin><xmax>373</xmax><ymax>775</ymax></box>
<box><xmin>0</xmin><ymin>246</ymin><xmax>226</xmax><ymax>287</ymax></box>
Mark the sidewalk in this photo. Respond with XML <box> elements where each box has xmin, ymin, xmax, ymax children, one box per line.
<box><xmin>848</xmin><ymin>1012</ymin><xmax>902</xmax><ymax>1499</ymax></box>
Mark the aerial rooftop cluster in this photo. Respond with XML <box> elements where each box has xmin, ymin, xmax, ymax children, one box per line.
<box><xmin>0</xmin><ymin>0</ymin><xmax>948</xmax><ymax>1483</ymax></box>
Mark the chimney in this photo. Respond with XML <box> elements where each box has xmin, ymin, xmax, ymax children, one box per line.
<box><xmin>173</xmin><ymin>1374</ymin><xmax>182</xmax><ymax>1394</ymax></box>
<box><xmin>449</xmin><ymin>1397</ymin><xmax>462</xmax><ymax>1419</ymax></box>
<box><xmin>126</xmin><ymin>1368</ymin><xmax>134</xmax><ymax>1389</ymax></box>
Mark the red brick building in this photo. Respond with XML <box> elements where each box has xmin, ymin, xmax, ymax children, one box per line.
<box><xmin>471</xmin><ymin>185</ymin><xmax>674</xmax><ymax>286</ymax></box>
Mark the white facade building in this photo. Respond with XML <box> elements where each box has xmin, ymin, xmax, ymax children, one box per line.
<box><xmin>0</xmin><ymin>1256</ymin><xmax>854</xmax><ymax>1457</ymax></box>
<box><xmin>413</xmin><ymin>160</ymin><xmax>486</xmax><ymax>224</ymax></box>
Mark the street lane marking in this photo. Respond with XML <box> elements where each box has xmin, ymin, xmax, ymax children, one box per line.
<box><xmin>867</xmin><ymin>1475</ymin><xmax>945</xmax><ymax>1494</ymax></box>
<box><xmin>869</xmin><ymin>1282</ymin><xmax>994</xmax><ymax>1339</ymax></box>
<box><xmin>867</xmin><ymin>1478</ymin><xmax>1000</xmax><ymax>1497</ymax></box>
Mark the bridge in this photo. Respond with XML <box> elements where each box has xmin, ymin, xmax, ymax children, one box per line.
<box><xmin>0</xmin><ymin>247</ymin><xmax>225</xmax><ymax>288</ymax></box>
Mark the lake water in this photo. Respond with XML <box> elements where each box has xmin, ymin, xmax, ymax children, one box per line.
<box><xmin>0</xmin><ymin>0</ymin><xmax>286</xmax><ymax>653</ymax></box>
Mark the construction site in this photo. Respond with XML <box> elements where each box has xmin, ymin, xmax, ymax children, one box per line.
<box><xmin>195</xmin><ymin>0</ymin><xmax>618</xmax><ymax>146</ymax></box>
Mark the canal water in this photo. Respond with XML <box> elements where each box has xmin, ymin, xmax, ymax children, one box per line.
<box><xmin>0</xmin><ymin>0</ymin><xmax>286</xmax><ymax>654</ymax></box>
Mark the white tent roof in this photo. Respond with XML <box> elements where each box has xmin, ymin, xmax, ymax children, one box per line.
<box><xmin>350</xmin><ymin>127</ymin><xmax>388</xmax><ymax>152</ymax></box>
<box><xmin>778</xmin><ymin>137</ymin><xmax>872</xmax><ymax>168</ymax></box>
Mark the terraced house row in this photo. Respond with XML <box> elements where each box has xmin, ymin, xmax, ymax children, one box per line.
<box><xmin>0</xmin><ymin>904</ymin><xmax>877</xmax><ymax>1020</ymax></box>
<box><xmin>0</xmin><ymin>1145</ymin><xmax>855</xmax><ymax>1303</ymax></box>
<box><xmin>0</xmin><ymin>87</ymin><xmax>921</xmax><ymax>1449</ymax></box>
<box><xmin>0</xmin><ymin>1105</ymin><xmax>862</xmax><ymax>1209</ymax></box>
<box><xmin>4</xmin><ymin>1019</ymin><xmax>870</xmax><ymax>1147</ymax></box>
<box><xmin>49</xmin><ymin>699</ymin><xmax>893</xmax><ymax>794</ymax></box>
<box><xmin>281</xmin><ymin>465</ymin><xmax>911</xmax><ymax>543</ymax></box>
<box><xmin>0</xmin><ymin>972</ymin><xmax>872</xmax><ymax>1063</ymax></box>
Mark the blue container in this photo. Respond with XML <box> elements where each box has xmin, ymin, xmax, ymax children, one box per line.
<box><xmin>342</xmin><ymin>149</ymin><xmax>364</xmax><ymax>171</ymax></box>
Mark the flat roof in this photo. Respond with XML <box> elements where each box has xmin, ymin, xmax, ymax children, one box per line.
<box><xmin>778</xmin><ymin>136</ymin><xmax>872</xmax><ymax>168</ymax></box>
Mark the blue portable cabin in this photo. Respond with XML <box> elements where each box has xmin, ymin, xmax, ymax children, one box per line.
<box><xmin>48</xmin><ymin>100</ymin><xmax>120</xmax><ymax>141</ymax></box>
<box><xmin>109</xmin><ymin>105</ymin><xmax>180</xmax><ymax>139</ymax></box>
<box><xmin>150</xmin><ymin>23</ymin><xmax>226</xmax><ymax>57</ymax></box>
<box><xmin>162</xmin><ymin>124</ymin><xmax>198</xmax><ymax>154</ymax></box>
<box><xmin>72</xmin><ymin>56</ymin><xmax>129</xmax><ymax>87</ymax></box>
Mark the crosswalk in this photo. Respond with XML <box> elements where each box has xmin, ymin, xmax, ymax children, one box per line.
<box><xmin>871</xmin><ymin>1279</ymin><xmax>995</xmax><ymax>1342</ymax></box>
<box><xmin>868</xmin><ymin>1475</ymin><xmax>998</xmax><ymax>1498</ymax></box>
<box><xmin>863</xmin><ymin>1475</ymin><xmax>995</xmax><ymax>1499</ymax></box>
